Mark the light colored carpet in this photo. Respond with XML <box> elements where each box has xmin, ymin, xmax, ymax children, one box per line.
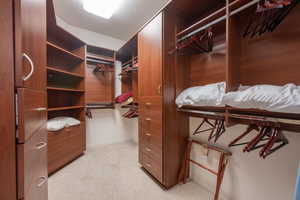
<box><xmin>48</xmin><ymin>142</ymin><xmax>213</xmax><ymax>200</ymax></box>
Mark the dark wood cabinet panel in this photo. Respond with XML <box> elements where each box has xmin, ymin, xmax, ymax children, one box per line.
<box><xmin>141</xmin><ymin>153</ymin><xmax>163</xmax><ymax>182</ymax></box>
<box><xmin>17</xmin><ymin>89</ymin><xmax>47</xmax><ymax>143</ymax></box>
<box><xmin>14</xmin><ymin>0</ymin><xmax>47</xmax><ymax>91</ymax></box>
<box><xmin>17</xmin><ymin>126</ymin><xmax>48</xmax><ymax>200</ymax></box>
<box><xmin>138</xmin><ymin>10</ymin><xmax>190</xmax><ymax>189</ymax></box>
<box><xmin>0</xmin><ymin>1</ymin><xmax>17</xmax><ymax>200</ymax></box>
<box><xmin>86</xmin><ymin>65</ymin><xmax>115</xmax><ymax>104</ymax></box>
<box><xmin>48</xmin><ymin>123</ymin><xmax>86</xmax><ymax>174</ymax></box>
<box><xmin>138</xmin><ymin>13</ymin><xmax>163</xmax><ymax>97</ymax></box>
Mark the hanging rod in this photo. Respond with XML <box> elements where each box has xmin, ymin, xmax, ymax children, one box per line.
<box><xmin>178</xmin><ymin>0</ymin><xmax>261</xmax><ymax>42</ymax></box>
<box><xmin>87</xmin><ymin>58</ymin><xmax>114</xmax><ymax>65</ymax></box>
<box><xmin>178</xmin><ymin>108</ymin><xmax>225</xmax><ymax>119</ymax></box>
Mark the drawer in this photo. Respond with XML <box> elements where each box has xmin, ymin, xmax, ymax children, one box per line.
<box><xmin>17</xmin><ymin>126</ymin><xmax>48</xmax><ymax>200</ymax></box>
<box><xmin>139</xmin><ymin>97</ymin><xmax>162</xmax><ymax>120</ymax></box>
<box><xmin>48</xmin><ymin>123</ymin><xmax>86</xmax><ymax>174</ymax></box>
<box><xmin>17</xmin><ymin>88</ymin><xmax>47</xmax><ymax>143</ymax></box>
<box><xmin>139</xmin><ymin>127</ymin><xmax>162</xmax><ymax>148</ymax></box>
<box><xmin>140</xmin><ymin>141</ymin><xmax>163</xmax><ymax>164</ymax></box>
<box><xmin>142</xmin><ymin>153</ymin><xmax>163</xmax><ymax>183</ymax></box>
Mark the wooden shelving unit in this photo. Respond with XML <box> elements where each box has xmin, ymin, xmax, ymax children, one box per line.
<box><xmin>85</xmin><ymin>45</ymin><xmax>116</xmax><ymax>109</ymax></box>
<box><xmin>47</xmin><ymin>87</ymin><xmax>85</xmax><ymax>93</ymax></box>
<box><xmin>46</xmin><ymin>0</ymin><xmax>86</xmax><ymax>175</ymax></box>
<box><xmin>117</xmin><ymin>36</ymin><xmax>139</xmax><ymax>104</ymax></box>
<box><xmin>47</xmin><ymin>66</ymin><xmax>84</xmax><ymax>78</ymax></box>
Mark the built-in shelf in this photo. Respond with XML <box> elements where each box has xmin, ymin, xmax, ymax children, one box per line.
<box><xmin>47</xmin><ymin>87</ymin><xmax>85</xmax><ymax>93</ymax></box>
<box><xmin>47</xmin><ymin>66</ymin><xmax>84</xmax><ymax>78</ymax></box>
<box><xmin>86</xmin><ymin>54</ymin><xmax>114</xmax><ymax>63</ymax></box>
<box><xmin>47</xmin><ymin>41</ymin><xmax>84</xmax><ymax>62</ymax></box>
<box><xmin>47</xmin><ymin>105</ymin><xmax>85</xmax><ymax>112</ymax></box>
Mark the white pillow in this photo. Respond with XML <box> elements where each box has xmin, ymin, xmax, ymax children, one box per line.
<box><xmin>176</xmin><ymin>82</ymin><xmax>226</xmax><ymax>108</ymax></box>
<box><xmin>47</xmin><ymin>117</ymin><xmax>81</xmax><ymax>131</ymax></box>
<box><xmin>222</xmin><ymin>84</ymin><xmax>300</xmax><ymax>113</ymax></box>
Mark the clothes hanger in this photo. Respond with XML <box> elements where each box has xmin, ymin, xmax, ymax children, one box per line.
<box><xmin>229</xmin><ymin>124</ymin><xmax>260</xmax><ymax>147</ymax></box>
<box><xmin>243</xmin><ymin>126</ymin><xmax>272</xmax><ymax>152</ymax></box>
<box><xmin>207</xmin><ymin>119</ymin><xmax>226</xmax><ymax>143</ymax></box>
<box><xmin>259</xmin><ymin>128</ymin><xmax>289</xmax><ymax>158</ymax></box>
<box><xmin>193</xmin><ymin>118</ymin><xmax>216</xmax><ymax>135</ymax></box>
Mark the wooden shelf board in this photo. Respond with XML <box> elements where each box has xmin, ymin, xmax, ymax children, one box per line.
<box><xmin>47</xmin><ymin>66</ymin><xmax>84</xmax><ymax>78</ymax></box>
<box><xmin>47</xmin><ymin>106</ymin><xmax>85</xmax><ymax>112</ymax></box>
<box><xmin>47</xmin><ymin>41</ymin><xmax>84</xmax><ymax>61</ymax></box>
<box><xmin>47</xmin><ymin>87</ymin><xmax>85</xmax><ymax>93</ymax></box>
<box><xmin>86</xmin><ymin>54</ymin><xmax>114</xmax><ymax>63</ymax></box>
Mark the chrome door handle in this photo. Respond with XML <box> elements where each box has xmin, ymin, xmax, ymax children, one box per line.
<box><xmin>36</xmin><ymin>142</ymin><xmax>47</xmax><ymax>150</ymax></box>
<box><xmin>37</xmin><ymin>176</ymin><xmax>47</xmax><ymax>187</ymax></box>
<box><xmin>145</xmin><ymin>133</ymin><xmax>151</xmax><ymax>137</ymax></box>
<box><xmin>23</xmin><ymin>53</ymin><xmax>35</xmax><ymax>81</ymax></box>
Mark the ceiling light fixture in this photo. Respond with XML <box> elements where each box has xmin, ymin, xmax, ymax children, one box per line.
<box><xmin>82</xmin><ymin>0</ymin><xmax>123</xmax><ymax>19</ymax></box>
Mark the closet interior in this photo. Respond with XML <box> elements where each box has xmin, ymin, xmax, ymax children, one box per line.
<box><xmin>117</xmin><ymin>36</ymin><xmax>139</xmax><ymax>118</ymax></box>
<box><xmin>46</xmin><ymin>0</ymin><xmax>86</xmax><ymax>175</ymax></box>
<box><xmin>2</xmin><ymin>0</ymin><xmax>300</xmax><ymax>199</ymax></box>
<box><xmin>167</xmin><ymin>0</ymin><xmax>300</xmax><ymax>160</ymax></box>
<box><xmin>86</xmin><ymin>45</ymin><xmax>116</xmax><ymax>109</ymax></box>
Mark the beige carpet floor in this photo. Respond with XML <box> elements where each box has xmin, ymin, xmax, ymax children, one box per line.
<box><xmin>48</xmin><ymin>142</ymin><xmax>212</xmax><ymax>200</ymax></box>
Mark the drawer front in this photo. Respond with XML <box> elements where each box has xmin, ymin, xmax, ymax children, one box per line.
<box><xmin>140</xmin><ymin>127</ymin><xmax>162</xmax><ymax>148</ymax></box>
<box><xmin>48</xmin><ymin>123</ymin><xmax>85</xmax><ymax>174</ymax></box>
<box><xmin>142</xmin><ymin>153</ymin><xmax>163</xmax><ymax>182</ymax></box>
<box><xmin>140</xmin><ymin>141</ymin><xmax>162</xmax><ymax>165</ymax></box>
<box><xmin>17</xmin><ymin>88</ymin><xmax>47</xmax><ymax>143</ymax></box>
<box><xmin>17</xmin><ymin>126</ymin><xmax>48</xmax><ymax>200</ymax></box>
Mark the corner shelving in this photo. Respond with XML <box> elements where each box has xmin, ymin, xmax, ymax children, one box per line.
<box><xmin>47</xmin><ymin>66</ymin><xmax>84</xmax><ymax>78</ymax></box>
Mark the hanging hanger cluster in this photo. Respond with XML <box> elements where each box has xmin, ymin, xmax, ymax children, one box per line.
<box><xmin>193</xmin><ymin>117</ymin><xmax>226</xmax><ymax>143</ymax></box>
<box><xmin>92</xmin><ymin>63</ymin><xmax>114</xmax><ymax>74</ymax></box>
<box><xmin>243</xmin><ymin>0</ymin><xmax>299</xmax><ymax>38</ymax></box>
<box><xmin>229</xmin><ymin>123</ymin><xmax>289</xmax><ymax>159</ymax></box>
<box><xmin>189</xmin><ymin>109</ymin><xmax>292</xmax><ymax>158</ymax></box>
<box><xmin>123</xmin><ymin>104</ymin><xmax>139</xmax><ymax>119</ymax></box>
<box><xmin>169</xmin><ymin>28</ymin><xmax>214</xmax><ymax>55</ymax></box>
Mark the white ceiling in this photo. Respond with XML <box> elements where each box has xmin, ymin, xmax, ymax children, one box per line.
<box><xmin>53</xmin><ymin>0</ymin><xmax>170</xmax><ymax>41</ymax></box>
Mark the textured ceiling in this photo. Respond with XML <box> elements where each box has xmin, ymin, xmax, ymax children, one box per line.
<box><xmin>53</xmin><ymin>0</ymin><xmax>170</xmax><ymax>41</ymax></box>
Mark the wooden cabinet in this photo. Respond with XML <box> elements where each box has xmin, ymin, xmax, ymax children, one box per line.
<box><xmin>14</xmin><ymin>0</ymin><xmax>48</xmax><ymax>199</ymax></box>
<box><xmin>17</xmin><ymin>89</ymin><xmax>47</xmax><ymax>143</ymax></box>
<box><xmin>14</xmin><ymin>0</ymin><xmax>47</xmax><ymax>91</ymax></box>
<box><xmin>138</xmin><ymin>15</ymin><xmax>162</xmax><ymax>97</ymax></box>
<box><xmin>138</xmin><ymin>12</ymin><xmax>189</xmax><ymax>188</ymax></box>
<box><xmin>0</xmin><ymin>1</ymin><xmax>17</xmax><ymax>200</ymax></box>
<box><xmin>48</xmin><ymin>123</ymin><xmax>86</xmax><ymax>174</ymax></box>
<box><xmin>17</xmin><ymin>126</ymin><xmax>48</xmax><ymax>200</ymax></box>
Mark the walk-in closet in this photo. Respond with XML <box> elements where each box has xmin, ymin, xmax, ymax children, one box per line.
<box><xmin>1</xmin><ymin>0</ymin><xmax>300</xmax><ymax>200</ymax></box>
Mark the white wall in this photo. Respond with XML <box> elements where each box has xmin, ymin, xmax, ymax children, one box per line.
<box><xmin>189</xmin><ymin>117</ymin><xmax>300</xmax><ymax>200</ymax></box>
<box><xmin>56</xmin><ymin>17</ymin><xmax>125</xmax><ymax>50</ymax></box>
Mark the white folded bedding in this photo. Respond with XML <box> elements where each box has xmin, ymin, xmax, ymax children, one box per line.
<box><xmin>47</xmin><ymin>117</ymin><xmax>81</xmax><ymax>131</ymax></box>
<box><xmin>222</xmin><ymin>84</ymin><xmax>300</xmax><ymax>114</ymax></box>
<box><xmin>176</xmin><ymin>82</ymin><xmax>226</xmax><ymax>108</ymax></box>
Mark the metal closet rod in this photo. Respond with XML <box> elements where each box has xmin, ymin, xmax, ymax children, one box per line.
<box><xmin>87</xmin><ymin>58</ymin><xmax>114</xmax><ymax>65</ymax></box>
<box><xmin>178</xmin><ymin>0</ymin><xmax>260</xmax><ymax>42</ymax></box>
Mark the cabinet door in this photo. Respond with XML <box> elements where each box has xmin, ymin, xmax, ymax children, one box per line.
<box><xmin>17</xmin><ymin>126</ymin><xmax>48</xmax><ymax>200</ymax></box>
<box><xmin>138</xmin><ymin>13</ymin><xmax>163</xmax><ymax>97</ymax></box>
<box><xmin>14</xmin><ymin>0</ymin><xmax>46</xmax><ymax>91</ymax></box>
<box><xmin>17</xmin><ymin>88</ymin><xmax>47</xmax><ymax>143</ymax></box>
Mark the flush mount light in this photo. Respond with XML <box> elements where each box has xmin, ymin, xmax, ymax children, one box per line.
<box><xmin>82</xmin><ymin>0</ymin><xmax>123</xmax><ymax>19</ymax></box>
